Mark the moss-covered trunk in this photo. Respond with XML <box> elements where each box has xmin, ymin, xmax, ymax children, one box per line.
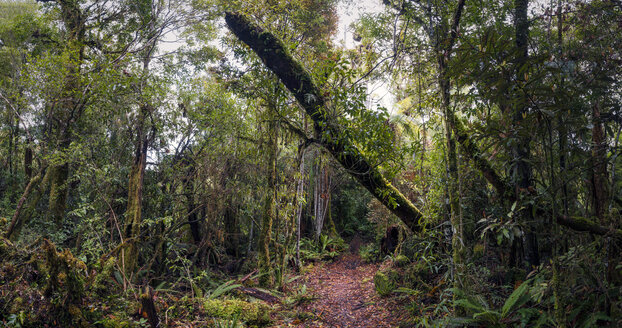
<box><xmin>123</xmin><ymin>134</ymin><xmax>148</xmax><ymax>275</ymax></box>
<box><xmin>48</xmin><ymin>160</ymin><xmax>70</xmax><ymax>225</ymax></box>
<box><xmin>438</xmin><ymin>53</ymin><xmax>465</xmax><ymax>289</ymax></box>
<box><xmin>258</xmin><ymin>118</ymin><xmax>277</xmax><ymax>287</ymax></box>
<box><xmin>590</xmin><ymin>101</ymin><xmax>609</xmax><ymax>222</ymax></box>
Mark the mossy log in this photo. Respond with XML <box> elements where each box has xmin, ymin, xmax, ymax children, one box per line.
<box><xmin>225</xmin><ymin>12</ymin><xmax>424</xmax><ymax>232</ymax></box>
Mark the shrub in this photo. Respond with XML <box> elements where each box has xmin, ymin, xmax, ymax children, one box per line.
<box><xmin>374</xmin><ymin>269</ymin><xmax>399</xmax><ymax>296</ymax></box>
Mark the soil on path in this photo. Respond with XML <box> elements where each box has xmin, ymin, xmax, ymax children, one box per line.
<box><xmin>286</xmin><ymin>252</ymin><xmax>405</xmax><ymax>327</ymax></box>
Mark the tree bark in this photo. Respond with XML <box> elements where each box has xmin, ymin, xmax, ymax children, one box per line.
<box><xmin>123</xmin><ymin>131</ymin><xmax>148</xmax><ymax>275</ymax></box>
<box><xmin>590</xmin><ymin>101</ymin><xmax>609</xmax><ymax>222</ymax></box>
<box><xmin>5</xmin><ymin>167</ymin><xmax>48</xmax><ymax>240</ymax></box>
<box><xmin>294</xmin><ymin>142</ymin><xmax>306</xmax><ymax>270</ymax></box>
<box><xmin>225</xmin><ymin>12</ymin><xmax>425</xmax><ymax>232</ymax></box>
<box><xmin>139</xmin><ymin>286</ymin><xmax>160</xmax><ymax>328</ymax></box>
<box><xmin>258</xmin><ymin>116</ymin><xmax>276</xmax><ymax>287</ymax></box>
<box><xmin>513</xmin><ymin>0</ymin><xmax>539</xmax><ymax>268</ymax></box>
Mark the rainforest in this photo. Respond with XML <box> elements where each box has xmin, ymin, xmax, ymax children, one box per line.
<box><xmin>0</xmin><ymin>0</ymin><xmax>621</xmax><ymax>327</ymax></box>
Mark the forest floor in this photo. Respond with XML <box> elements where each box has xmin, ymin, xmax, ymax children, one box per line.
<box><xmin>276</xmin><ymin>252</ymin><xmax>406</xmax><ymax>327</ymax></box>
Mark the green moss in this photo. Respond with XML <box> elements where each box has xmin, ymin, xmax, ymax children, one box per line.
<box><xmin>96</xmin><ymin>317</ymin><xmax>134</xmax><ymax>328</ymax></box>
<box><xmin>48</xmin><ymin>163</ymin><xmax>69</xmax><ymax>224</ymax></box>
<box><xmin>374</xmin><ymin>269</ymin><xmax>399</xmax><ymax>296</ymax></box>
<box><xmin>0</xmin><ymin>237</ymin><xmax>14</xmax><ymax>260</ymax></box>
<box><xmin>92</xmin><ymin>256</ymin><xmax>116</xmax><ymax>294</ymax></box>
<box><xmin>203</xmin><ymin>299</ymin><xmax>271</xmax><ymax>326</ymax></box>
<box><xmin>394</xmin><ymin>255</ymin><xmax>410</xmax><ymax>267</ymax></box>
<box><xmin>405</xmin><ymin>262</ymin><xmax>433</xmax><ymax>290</ymax></box>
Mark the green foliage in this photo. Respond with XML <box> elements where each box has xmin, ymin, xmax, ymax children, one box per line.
<box><xmin>374</xmin><ymin>269</ymin><xmax>399</xmax><ymax>297</ymax></box>
<box><xmin>0</xmin><ymin>0</ymin><xmax>620</xmax><ymax>326</ymax></box>
<box><xmin>208</xmin><ymin>280</ymin><xmax>242</xmax><ymax>300</ymax></box>
<box><xmin>283</xmin><ymin>283</ymin><xmax>315</xmax><ymax>308</ymax></box>
<box><xmin>358</xmin><ymin>243</ymin><xmax>380</xmax><ymax>263</ymax></box>
<box><xmin>212</xmin><ymin>312</ymin><xmax>243</xmax><ymax>328</ymax></box>
<box><xmin>448</xmin><ymin>277</ymin><xmax>554</xmax><ymax>327</ymax></box>
<box><xmin>298</xmin><ymin>236</ymin><xmax>345</xmax><ymax>262</ymax></box>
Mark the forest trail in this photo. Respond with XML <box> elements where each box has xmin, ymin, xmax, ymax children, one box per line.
<box><xmin>285</xmin><ymin>251</ymin><xmax>404</xmax><ymax>327</ymax></box>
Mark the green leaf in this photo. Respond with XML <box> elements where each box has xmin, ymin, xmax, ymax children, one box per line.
<box><xmin>453</xmin><ymin>299</ymin><xmax>486</xmax><ymax>313</ymax></box>
<box><xmin>579</xmin><ymin>312</ymin><xmax>612</xmax><ymax>328</ymax></box>
<box><xmin>208</xmin><ymin>280</ymin><xmax>242</xmax><ymax>300</ymax></box>
<box><xmin>501</xmin><ymin>281</ymin><xmax>531</xmax><ymax>318</ymax></box>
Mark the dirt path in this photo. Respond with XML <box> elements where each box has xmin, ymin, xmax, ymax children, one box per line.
<box><xmin>286</xmin><ymin>253</ymin><xmax>404</xmax><ymax>327</ymax></box>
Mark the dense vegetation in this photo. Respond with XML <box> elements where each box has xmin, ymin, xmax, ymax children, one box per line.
<box><xmin>0</xmin><ymin>0</ymin><xmax>620</xmax><ymax>327</ymax></box>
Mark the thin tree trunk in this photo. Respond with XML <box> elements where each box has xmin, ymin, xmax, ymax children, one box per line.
<box><xmin>222</xmin><ymin>159</ymin><xmax>239</xmax><ymax>256</ymax></box>
<box><xmin>439</xmin><ymin>47</ymin><xmax>465</xmax><ymax>291</ymax></box>
<box><xmin>258</xmin><ymin>116</ymin><xmax>276</xmax><ymax>287</ymax></box>
<box><xmin>48</xmin><ymin>158</ymin><xmax>70</xmax><ymax>224</ymax></box>
<box><xmin>5</xmin><ymin>167</ymin><xmax>48</xmax><ymax>240</ymax></box>
<box><xmin>295</xmin><ymin>144</ymin><xmax>306</xmax><ymax>270</ymax></box>
<box><xmin>514</xmin><ymin>0</ymin><xmax>539</xmax><ymax>269</ymax></box>
<box><xmin>24</xmin><ymin>139</ymin><xmax>33</xmax><ymax>181</ymax></box>
<box><xmin>184</xmin><ymin>168</ymin><xmax>202</xmax><ymax>245</ymax></box>
<box><xmin>591</xmin><ymin>101</ymin><xmax>609</xmax><ymax>221</ymax></box>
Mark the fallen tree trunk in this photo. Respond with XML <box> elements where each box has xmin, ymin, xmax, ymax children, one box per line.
<box><xmin>236</xmin><ymin>286</ymin><xmax>280</xmax><ymax>304</ymax></box>
<box><xmin>225</xmin><ymin>12</ymin><xmax>424</xmax><ymax>232</ymax></box>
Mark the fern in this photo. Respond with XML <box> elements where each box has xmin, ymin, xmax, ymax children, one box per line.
<box><xmin>208</xmin><ymin>280</ymin><xmax>241</xmax><ymax>300</ymax></box>
<box><xmin>501</xmin><ymin>281</ymin><xmax>531</xmax><ymax>318</ymax></box>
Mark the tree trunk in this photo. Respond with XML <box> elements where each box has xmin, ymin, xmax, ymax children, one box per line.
<box><xmin>222</xmin><ymin>159</ymin><xmax>239</xmax><ymax>256</ymax></box>
<box><xmin>24</xmin><ymin>139</ymin><xmax>33</xmax><ymax>181</ymax></box>
<box><xmin>258</xmin><ymin>116</ymin><xmax>276</xmax><ymax>287</ymax></box>
<box><xmin>313</xmin><ymin>154</ymin><xmax>332</xmax><ymax>241</ymax></box>
<box><xmin>48</xmin><ymin>160</ymin><xmax>70</xmax><ymax>224</ymax></box>
<box><xmin>590</xmin><ymin>101</ymin><xmax>609</xmax><ymax>222</ymax></box>
<box><xmin>123</xmin><ymin>132</ymin><xmax>148</xmax><ymax>275</ymax></box>
<box><xmin>295</xmin><ymin>143</ymin><xmax>306</xmax><ymax>270</ymax></box>
<box><xmin>513</xmin><ymin>0</ymin><xmax>539</xmax><ymax>269</ymax></box>
<box><xmin>5</xmin><ymin>167</ymin><xmax>49</xmax><ymax>240</ymax></box>
<box><xmin>439</xmin><ymin>57</ymin><xmax>465</xmax><ymax>289</ymax></box>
